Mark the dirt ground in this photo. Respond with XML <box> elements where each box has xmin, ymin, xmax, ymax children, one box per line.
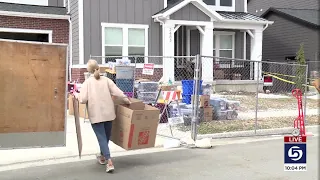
<box><xmin>216</xmin><ymin>94</ymin><xmax>319</xmax><ymax>112</ymax></box>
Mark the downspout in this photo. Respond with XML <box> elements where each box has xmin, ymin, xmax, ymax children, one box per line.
<box><xmin>67</xmin><ymin>0</ymin><xmax>72</xmax><ymax>81</ymax></box>
<box><xmin>68</xmin><ymin>16</ymin><xmax>72</xmax><ymax>81</ymax></box>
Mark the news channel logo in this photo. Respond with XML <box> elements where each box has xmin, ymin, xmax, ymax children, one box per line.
<box><xmin>284</xmin><ymin>136</ymin><xmax>307</xmax><ymax>171</ymax></box>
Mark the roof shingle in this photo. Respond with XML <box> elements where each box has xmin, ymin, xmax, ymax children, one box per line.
<box><xmin>217</xmin><ymin>11</ymin><xmax>268</xmax><ymax>21</ymax></box>
<box><xmin>262</xmin><ymin>8</ymin><xmax>319</xmax><ymax>27</ymax></box>
<box><xmin>0</xmin><ymin>2</ymin><xmax>67</xmax><ymax>15</ymax></box>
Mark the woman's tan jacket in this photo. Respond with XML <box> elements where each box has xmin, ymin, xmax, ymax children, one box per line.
<box><xmin>77</xmin><ymin>75</ymin><xmax>128</xmax><ymax>124</ymax></box>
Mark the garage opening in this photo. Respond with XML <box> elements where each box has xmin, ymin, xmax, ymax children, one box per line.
<box><xmin>0</xmin><ymin>32</ymin><xmax>50</xmax><ymax>42</ymax></box>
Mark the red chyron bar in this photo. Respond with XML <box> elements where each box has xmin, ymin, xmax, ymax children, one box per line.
<box><xmin>284</xmin><ymin>136</ymin><xmax>307</xmax><ymax>143</ymax></box>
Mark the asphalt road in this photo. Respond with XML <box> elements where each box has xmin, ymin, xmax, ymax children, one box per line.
<box><xmin>0</xmin><ymin>137</ymin><xmax>318</xmax><ymax>180</ymax></box>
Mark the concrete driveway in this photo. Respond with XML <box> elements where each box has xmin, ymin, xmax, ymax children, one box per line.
<box><xmin>0</xmin><ymin>136</ymin><xmax>318</xmax><ymax>180</ymax></box>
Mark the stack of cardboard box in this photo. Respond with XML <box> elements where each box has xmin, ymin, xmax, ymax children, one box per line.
<box><xmin>197</xmin><ymin>95</ymin><xmax>213</xmax><ymax>122</ymax></box>
<box><xmin>191</xmin><ymin>95</ymin><xmax>213</xmax><ymax>122</ymax></box>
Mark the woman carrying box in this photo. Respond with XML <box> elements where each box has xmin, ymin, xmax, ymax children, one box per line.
<box><xmin>73</xmin><ymin>59</ymin><xmax>131</xmax><ymax>173</ymax></box>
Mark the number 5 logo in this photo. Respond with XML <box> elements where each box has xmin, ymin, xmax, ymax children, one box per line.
<box><xmin>288</xmin><ymin>146</ymin><xmax>303</xmax><ymax>161</ymax></box>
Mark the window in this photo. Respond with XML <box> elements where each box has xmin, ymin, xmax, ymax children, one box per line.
<box><xmin>0</xmin><ymin>28</ymin><xmax>52</xmax><ymax>43</ymax></box>
<box><xmin>102</xmin><ymin>23</ymin><xmax>148</xmax><ymax>64</ymax></box>
<box><xmin>104</xmin><ymin>27</ymin><xmax>123</xmax><ymax>57</ymax></box>
<box><xmin>0</xmin><ymin>32</ymin><xmax>49</xmax><ymax>42</ymax></box>
<box><xmin>220</xmin><ymin>0</ymin><xmax>232</xmax><ymax>7</ymax></box>
<box><xmin>219</xmin><ymin>35</ymin><xmax>233</xmax><ymax>58</ymax></box>
<box><xmin>206</xmin><ymin>0</ymin><xmax>235</xmax><ymax>12</ymax></box>
<box><xmin>213</xmin><ymin>31</ymin><xmax>235</xmax><ymax>68</ymax></box>
<box><xmin>203</xmin><ymin>0</ymin><xmax>215</xmax><ymax>5</ymax></box>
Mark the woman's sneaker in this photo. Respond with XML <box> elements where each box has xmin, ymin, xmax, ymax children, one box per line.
<box><xmin>106</xmin><ymin>164</ymin><xmax>115</xmax><ymax>173</ymax></box>
<box><xmin>96</xmin><ymin>154</ymin><xmax>106</xmax><ymax>165</ymax></box>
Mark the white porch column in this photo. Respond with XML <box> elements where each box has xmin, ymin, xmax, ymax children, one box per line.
<box><xmin>200</xmin><ymin>25</ymin><xmax>214</xmax><ymax>82</ymax></box>
<box><xmin>162</xmin><ymin>24</ymin><xmax>175</xmax><ymax>82</ymax></box>
<box><xmin>250</xmin><ymin>28</ymin><xmax>263</xmax><ymax>80</ymax></box>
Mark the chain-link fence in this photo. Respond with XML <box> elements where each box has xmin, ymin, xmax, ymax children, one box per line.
<box><xmin>192</xmin><ymin>55</ymin><xmax>315</xmax><ymax>140</ymax></box>
<box><xmin>87</xmin><ymin>55</ymin><xmax>315</xmax><ymax>141</ymax></box>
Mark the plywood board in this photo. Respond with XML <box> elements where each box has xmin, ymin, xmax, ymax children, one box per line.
<box><xmin>0</xmin><ymin>41</ymin><xmax>67</xmax><ymax>133</ymax></box>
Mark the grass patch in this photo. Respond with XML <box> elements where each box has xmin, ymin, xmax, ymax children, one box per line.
<box><xmin>178</xmin><ymin>115</ymin><xmax>319</xmax><ymax>134</ymax></box>
<box><xmin>217</xmin><ymin>95</ymin><xmax>319</xmax><ymax>111</ymax></box>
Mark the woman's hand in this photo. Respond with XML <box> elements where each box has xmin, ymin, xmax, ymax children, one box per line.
<box><xmin>72</xmin><ymin>92</ymin><xmax>79</xmax><ymax>99</ymax></box>
<box><xmin>124</xmin><ymin>97</ymin><xmax>131</xmax><ymax>104</ymax></box>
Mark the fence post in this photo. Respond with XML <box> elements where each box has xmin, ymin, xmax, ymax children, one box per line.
<box><xmin>303</xmin><ymin>64</ymin><xmax>308</xmax><ymax>125</ymax></box>
<box><xmin>133</xmin><ymin>56</ymin><xmax>137</xmax><ymax>93</ymax></box>
<box><xmin>254</xmin><ymin>61</ymin><xmax>260</xmax><ymax>134</ymax></box>
<box><xmin>191</xmin><ymin>54</ymin><xmax>201</xmax><ymax>141</ymax></box>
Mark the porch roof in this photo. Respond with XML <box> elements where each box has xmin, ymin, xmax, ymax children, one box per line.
<box><xmin>153</xmin><ymin>0</ymin><xmax>273</xmax><ymax>25</ymax></box>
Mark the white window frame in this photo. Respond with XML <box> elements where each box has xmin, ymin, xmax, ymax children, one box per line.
<box><xmin>213</xmin><ymin>31</ymin><xmax>235</xmax><ymax>68</ymax></box>
<box><xmin>0</xmin><ymin>27</ymin><xmax>53</xmax><ymax>43</ymax></box>
<box><xmin>101</xmin><ymin>23</ymin><xmax>149</xmax><ymax>67</ymax></box>
<box><xmin>208</xmin><ymin>0</ymin><xmax>235</xmax><ymax>12</ymax></box>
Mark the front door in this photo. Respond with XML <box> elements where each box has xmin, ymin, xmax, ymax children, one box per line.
<box><xmin>0</xmin><ymin>40</ymin><xmax>67</xmax><ymax>149</ymax></box>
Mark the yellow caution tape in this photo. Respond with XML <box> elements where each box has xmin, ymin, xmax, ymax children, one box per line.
<box><xmin>265</xmin><ymin>73</ymin><xmax>315</xmax><ymax>88</ymax></box>
<box><xmin>263</xmin><ymin>71</ymin><xmax>316</xmax><ymax>81</ymax></box>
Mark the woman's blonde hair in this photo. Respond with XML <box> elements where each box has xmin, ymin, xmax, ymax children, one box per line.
<box><xmin>87</xmin><ymin>59</ymin><xmax>100</xmax><ymax>80</ymax></box>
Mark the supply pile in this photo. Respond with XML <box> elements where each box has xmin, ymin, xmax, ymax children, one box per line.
<box><xmin>136</xmin><ymin>81</ymin><xmax>159</xmax><ymax>104</ymax></box>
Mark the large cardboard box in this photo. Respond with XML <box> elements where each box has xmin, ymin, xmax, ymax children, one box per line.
<box><xmin>78</xmin><ymin>103</ymin><xmax>89</xmax><ymax>119</ymax></box>
<box><xmin>201</xmin><ymin>107</ymin><xmax>213</xmax><ymax>122</ymax></box>
<box><xmin>192</xmin><ymin>95</ymin><xmax>210</xmax><ymax>107</ymax></box>
<box><xmin>160</xmin><ymin>85</ymin><xmax>177</xmax><ymax>91</ymax></box>
<box><xmin>111</xmin><ymin>99</ymin><xmax>160</xmax><ymax>150</ymax></box>
<box><xmin>68</xmin><ymin>94</ymin><xmax>74</xmax><ymax>115</ymax></box>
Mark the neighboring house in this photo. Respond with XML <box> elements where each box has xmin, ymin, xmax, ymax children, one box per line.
<box><xmin>0</xmin><ymin>0</ymin><xmax>70</xmax><ymax>78</ymax></box>
<box><xmin>0</xmin><ymin>0</ymin><xmax>69</xmax><ymax>44</ymax></box>
<box><xmin>70</xmin><ymin>0</ymin><xmax>273</xmax><ymax>87</ymax></box>
<box><xmin>248</xmin><ymin>0</ymin><xmax>320</xmax><ymax>73</ymax></box>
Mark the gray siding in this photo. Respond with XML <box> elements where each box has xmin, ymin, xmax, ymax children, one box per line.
<box><xmin>190</xmin><ymin>29</ymin><xmax>200</xmax><ymax>56</ymax></box>
<box><xmin>83</xmin><ymin>0</ymin><xmax>164</xmax><ymax>64</ymax></box>
<box><xmin>262</xmin><ymin>13</ymin><xmax>319</xmax><ymax>64</ymax></box>
<box><xmin>70</xmin><ymin>0</ymin><xmax>79</xmax><ymax>65</ymax></box>
<box><xmin>248</xmin><ymin>0</ymin><xmax>319</xmax><ymax>16</ymax></box>
<box><xmin>170</xmin><ymin>4</ymin><xmax>210</xmax><ymax>21</ymax></box>
<box><xmin>48</xmin><ymin>0</ymin><xmax>64</xmax><ymax>7</ymax></box>
<box><xmin>235</xmin><ymin>0</ymin><xmax>245</xmax><ymax>12</ymax></box>
<box><xmin>234</xmin><ymin>31</ymin><xmax>244</xmax><ymax>59</ymax></box>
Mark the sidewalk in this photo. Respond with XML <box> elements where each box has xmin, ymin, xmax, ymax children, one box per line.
<box><xmin>0</xmin><ymin>115</ymin><xmax>166</xmax><ymax>166</ymax></box>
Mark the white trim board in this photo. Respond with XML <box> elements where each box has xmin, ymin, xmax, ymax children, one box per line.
<box><xmin>0</xmin><ymin>38</ymin><xmax>67</xmax><ymax>46</ymax></box>
<box><xmin>244</xmin><ymin>0</ymin><xmax>248</xmax><ymax>13</ymax></box>
<box><xmin>164</xmin><ymin>0</ymin><xmax>167</xmax><ymax>8</ymax></box>
<box><xmin>101</xmin><ymin>23</ymin><xmax>149</xmax><ymax>65</ymax></box>
<box><xmin>78</xmin><ymin>0</ymin><xmax>84</xmax><ymax>64</ymax></box>
<box><xmin>0</xmin><ymin>10</ymin><xmax>69</xmax><ymax>20</ymax></box>
<box><xmin>0</xmin><ymin>0</ymin><xmax>48</xmax><ymax>6</ymax></box>
<box><xmin>0</xmin><ymin>27</ymin><xmax>53</xmax><ymax>43</ymax></box>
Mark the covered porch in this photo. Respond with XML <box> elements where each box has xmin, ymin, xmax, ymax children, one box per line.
<box><xmin>152</xmin><ymin>0</ymin><xmax>274</xmax><ymax>86</ymax></box>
